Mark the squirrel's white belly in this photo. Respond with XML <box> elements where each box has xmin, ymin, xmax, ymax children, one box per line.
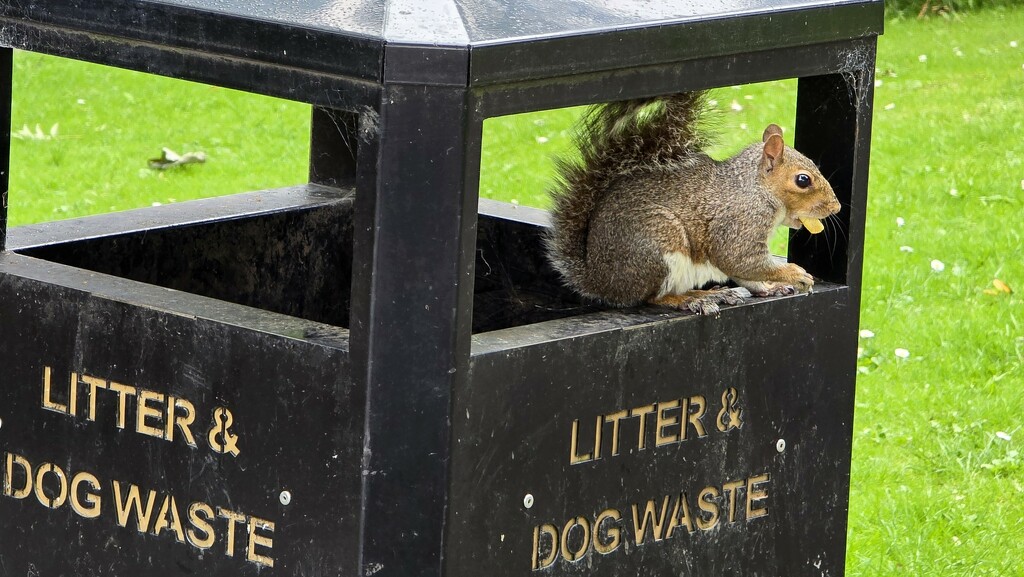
<box><xmin>657</xmin><ymin>251</ymin><xmax>729</xmax><ymax>297</ymax></box>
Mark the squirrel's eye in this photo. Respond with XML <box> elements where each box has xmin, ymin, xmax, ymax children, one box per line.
<box><xmin>795</xmin><ymin>173</ymin><xmax>812</xmax><ymax>189</ymax></box>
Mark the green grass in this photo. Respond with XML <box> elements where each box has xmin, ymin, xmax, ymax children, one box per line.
<box><xmin>8</xmin><ymin>57</ymin><xmax>309</xmax><ymax>224</ymax></box>
<box><xmin>7</xmin><ymin>6</ymin><xmax>1024</xmax><ymax>576</ymax></box>
<box><xmin>885</xmin><ymin>0</ymin><xmax>1023</xmax><ymax>19</ymax></box>
<box><xmin>850</xmin><ymin>8</ymin><xmax>1024</xmax><ymax>575</ymax></box>
<box><xmin>479</xmin><ymin>84</ymin><xmax>799</xmax><ymax>208</ymax></box>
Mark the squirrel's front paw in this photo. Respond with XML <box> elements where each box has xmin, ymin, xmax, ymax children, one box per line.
<box><xmin>750</xmin><ymin>283</ymin><xmax>798</xmax><ymax>297</ymax></box>
<box><xmin>781</xmin><ymin>264</ymin><xmax>814</xmax><ymax>292</ymax></box>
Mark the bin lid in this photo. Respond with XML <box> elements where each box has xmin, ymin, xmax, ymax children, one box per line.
<box><xmin>0</xmin><ymin>0</ymin><xmax>884</xmax><ymax>85</ymax></box>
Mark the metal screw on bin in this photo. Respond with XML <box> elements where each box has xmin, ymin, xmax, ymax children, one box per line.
<box><xmin>523</xmin><ymin>494</ymin><xmax>534</xmax><ymax>509</ymax></box>
<box><xmin>776</xmin><ymin>439</ymin><xmax>787</xmax><ymax>453</ymax></box>
<box><xmin>279</xmin><ymin>490</ymin><xmax>292</xmax><ymax>506</ymax></box>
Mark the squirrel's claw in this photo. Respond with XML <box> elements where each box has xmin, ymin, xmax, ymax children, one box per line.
<box><xmin>751</xmin><ymin>283</ymin><xmax>798</xmax><ymax>297</ymax></box>
<box><xmin>652</xmin><ymin>287</ymin><xmax>751</xmax><ymax>315</ymax></box>
<box><xmin>688</xmin><ymin>287</ymin><xmax>751</xmax><ymax>315</ymax></box>
<box><xmin>687</xmin><ymin>299</ymin><xmax>722</xmax><ymax>316</ymax></box>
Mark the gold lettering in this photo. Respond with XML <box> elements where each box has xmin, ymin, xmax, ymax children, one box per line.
<box><xmin>5</xmin><ymin>452</ymin><xmax>33</xmax><ymax>499</ymax></box>
<box><xmin>81</xmin><ymin>375</ymin><xmax>107</xmax><ymax>422</ymax></box>
<box><xmin>593</xmin><ymin>509</ymin><xmax>621</xmax><ymax>554</ymax></box>
<box><xmin>716</xmin><ymin>387</ymin><xmax>743</xmax><ymax>432</ymax></box>
<box><xmin>630</xmin><ymin>404</ymin><xmax>657</xmax><ymax>450</ymax></box>
<box><xmin>68</xmin><ymin>372</ymin><xmax>79</xmax><ymax>416</ymax></box>
<box><xmin>665</xmin><ymin>495</ymin><xmax>681</xmax><ymax>539</ymax></box>
<box><xmin>70</xmin><ymin>471</ymin><xmax>102</xmax><ymax>518</ymax></box>
<box><xmin>686</xmin><ymin>395</ymin><xmax>707</xmax><ymax>439</ymax></box>
<box><xmin>604</xmin><ymin>410</ymin><xmax>628</xmax><ymax>456</ymax></box>
<box><xmin>112</xmin><ymin>481</ymin><xmax>157</xmax><ymax>532</ymax></box>
<box><xmin>696</xmin><ymin>486</ymin><xmax>720</xmax><ymax>530</ymax></box>
<box><xmin>174</xmin><ymin>398</ymin><xmax>198</xmax><ymax>447</ymax></box>
<box><xmin>187</xmin><ymin>502</ymin><xmax>216</xmax><ymax>549</ymax></box>
<box><xmin>218</xmin><ymin>507</ymin><xmax>247</xmax><ymax>557</ymax></box>
<box><xmin>655</xmin><ymin>399</ymin><xmax>681</xmax><ymax>447</ymax></box>
<box><xmin>165</xmin><ymin>395</ymin><xmax>177</xmax><ymax>440</ymax></box>
<box><xmin>166</xmin><ymin>397</ymin><xmax>197</xmax><ymax>446</ymax></box>
<box><xmin>560</xmin><ymin>516</ymin><xmax>590</xmax><ymax>562</ymax></box>
<box><xmin>746</xmin><ymin>473</ymin><xmax>770</xmax><ymax>520</ymax></box>
<box><xmin>247</xmin><ymin>516</ymin><xmax>275</xmax><ymax>568</ymax></box>
<box><xmin>207</xmin><ymin>408</ymin><xmax>241</xmax><ymax>457</ymax></box>
<box><xmin>34</xmin><ymin>462</ymin><xmax>68</xmax><ymax>509</ymax></box>
<box><xmin>107</xmin><ymin>382</ymin><xmax>137</xmax><ymax>430</ymax></box>
<box><xmin>574</xmin><ymin>387</ymin><xmax>746</xmax><ymax>463</ymax></box>
<box><xmin>137</xmin><ymin>390</ymin><xmax>165</xmax><ymax>439</ymax></box>
<box><xmin>41</xmin><ymin>366</ymin><xmax>68</xmax><ymax>414</ymax></box>
<box><xmin>152</xmin><ymin>495</ymin><xmax>186</xmax><ymax>542</ymax></box>
<box><xmin>631</xmin><ymin>496</ymin><xmax>671</xmax><ymax>545</ymax></box>
<box><xmin>569</xmin><ymin>419</ymin><xmax>593</xmax><ymax>465</ymax></box>
<box><xmin>592</xmin><ymin>415</ymin><xmax>604</xmax><ymax>461</ymax></box>
<box><xmin>723</xmin><ymin>479</ymin><xmax>745</xmax><ymax>523</ymax></box>
<box><xmin>531</xmin><ymin>524</ymin><xmax>558</xmax><ymax>570</ymax></box>
<box><xmin>666</xmin><ymin>493</ymin><xmax>694</xmax><ymax>538</ymax></box>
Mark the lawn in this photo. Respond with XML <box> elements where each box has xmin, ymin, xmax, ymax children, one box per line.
<box><xmin>7</xmin><ymin>56</ymin><xmax>310</xmax><ymax>221</ymax></box>
<box><xmin>6</xmin><ymin>6</ymin><xmax>1024</xmax><ymax>576</ymax></box>
<box><xmin>847</xmin><ymin>9</ymin><xmax>1024</xmax><ymax>575</ymax></box>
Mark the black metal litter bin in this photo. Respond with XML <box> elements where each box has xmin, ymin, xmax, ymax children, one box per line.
<box><xmin>0</xmin><ymin>1</ymin><xmax>883</xmax><ymax>575</ymax></box>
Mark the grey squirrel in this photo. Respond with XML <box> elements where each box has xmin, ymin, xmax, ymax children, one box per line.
<box><xmin>544</xmin><ymin>91</ymin><xmax>841</xmax><ymax>315</ymax></box>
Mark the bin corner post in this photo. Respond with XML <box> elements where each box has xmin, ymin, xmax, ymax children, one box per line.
<box><xmin>350</xmin><ymin>81</ymin><xmax>480</xmax><ymax>577</ymax></box>
<box><xmin>791</xmin><ymin>37</ymin><xmax>878</xmax><ymax>300</ymax></box>
<box><xmin>310</xmin><ymin>106</ymin><xmax>359</xmax><ymax>187</ymax></box>
<box><xmin>1</xmin><ymin>47</ymin><xmax>12</xmax><ymax>251</ymax></box>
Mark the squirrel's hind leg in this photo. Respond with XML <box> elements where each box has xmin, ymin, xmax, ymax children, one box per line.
<box><xmin>649</xmin><ymin>287</ymin><xmax>752</xmax><ymax>315</ymax></box>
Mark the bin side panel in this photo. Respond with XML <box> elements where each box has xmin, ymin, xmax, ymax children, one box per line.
<box><xmin>0</xmin><ymin>268</ymin><xmax>361</xmax><ymax>576</ymax></box>
<box><xmin>451</xmin><ymin>291</ymin><xmax>857</xmax><ymax>577</ymax></box>
<box><xmin>0</xmin><ymin>47</ymin><xmax>10</xmax><ymax>251</ymax></box>
<box><xmin>19</xmin><ymin>198</ymin><xmax>355</xmax><ymax>328</ymax></box>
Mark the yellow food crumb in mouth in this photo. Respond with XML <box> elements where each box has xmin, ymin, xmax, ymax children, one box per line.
<box><xmin>799</xmin><ymin>217</ymin><xmax>824</xmax><ymax>234</ymax></box>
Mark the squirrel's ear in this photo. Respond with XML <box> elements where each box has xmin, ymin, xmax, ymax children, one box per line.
<box><xmin>762</xmin><ymin>133</ymin><xmax>785</xmax><ymax>171</ymax></box>
<box><xmin>762</xmin><ymin>124</ymin><xmax>784</xmax><ymax>143</ymax></box>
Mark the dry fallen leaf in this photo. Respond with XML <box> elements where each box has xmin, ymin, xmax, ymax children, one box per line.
<box><xmin>148</xmin><ymin>147</ymin><xmax>207</xmax><ymax>170</ymax></box>
<box><xmin>993</xmin><ymin>279</ymin><xmax>1012</xmax><ymax>294</ymax></box>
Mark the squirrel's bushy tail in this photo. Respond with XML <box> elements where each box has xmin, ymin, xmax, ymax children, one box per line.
<box><xmin>544</xmin><ymin>91</ymin><xmax>713</xmax><ymax>295</ymax></box>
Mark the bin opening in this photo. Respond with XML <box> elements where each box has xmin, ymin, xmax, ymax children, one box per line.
<box><xmin>9</xmin><ymin>186</ymin><xmax>821</xmax><ymax>336</ymax></box>
<box><xmin>10</xmin><ymin>185</ymin><xmax>356</xmax><ymax>328</ymax></box>
<box><xmin>8</xmin><ymin>186</ymin><xmax>596</xmax><ymax>334</ymax></box>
